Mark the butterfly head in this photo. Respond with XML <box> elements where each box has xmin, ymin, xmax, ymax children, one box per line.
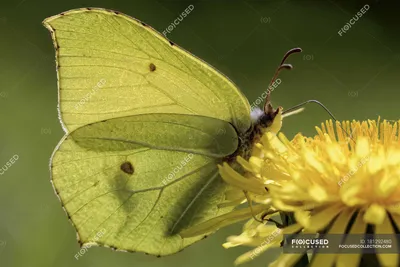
<box><xmin>225</xmin><ymin>48</ymin><xmax>302</xmax><ymax>165</ymax></box>
<box><xmin>251</xmin><ymin>105</ymin><xmax>283</xmax><ymax>135</ymax></box>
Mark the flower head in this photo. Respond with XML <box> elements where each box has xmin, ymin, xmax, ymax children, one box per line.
<box><xmin>183</xmin><ymin>116</ymin><xmax>400</xmax><ymax>267</ymax></box>
<box><xmin>240</xmin><ymin>117</ymin><xmax>400</xmax><ymax>266</ymax></box>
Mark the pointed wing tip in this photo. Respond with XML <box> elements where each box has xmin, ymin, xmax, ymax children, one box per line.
<box><xmin>42</xmin><ymin>8</ymin><xmax>128</xmax><ymax>34</ymax></box>
<box><xmin>42</xmin><ymin>13</ymin><xmax>62</xmax><ymax>29</ymax></box>
<box><xmin>42</xmin><ymin>17</ymin><xmax>52</xmax><ymax>28</ymax></box>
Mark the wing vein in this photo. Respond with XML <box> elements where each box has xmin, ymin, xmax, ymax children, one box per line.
<box><xmin>62</xmin><ymin>103</ymin><xmax>178</xmax><ymax>115</ymax></box>
<box><xmin>169</xmin><ymin>170</ymin><xmax>219</xmax><ymax>234</ymax></box>
<box><xmin>59</xmin><ymin>46</ymin><xmax>148</xmax><ymax>59</ymax></box>
<box><xmin>79</xmin><ymin>136</ymin><xmax>223</xmax><ymax>158</ymax></box>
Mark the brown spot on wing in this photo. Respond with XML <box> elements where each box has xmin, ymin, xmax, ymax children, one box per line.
<box><xmin>149</xmin><ymin>63</ymin><xmax>156</xmax><ymax>72</ymax></box>
<box><xmin>120</xmin><ymin>161</ymin><xmax>134</xmax><ymax>174</ymax></box>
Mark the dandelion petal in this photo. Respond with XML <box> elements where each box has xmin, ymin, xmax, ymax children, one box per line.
<box><xmin>336</xmin><ymin>212</ymin><xmax>366</xmax><ymax>267</ymax></box>
<box><xmin>375</xmin><ymin>213</ymin><xmax>398</xmax><ymax>267</ymax></box>
<box><xmin>305</xmin><ymin>204</ymin><xmax>342</xmax><ymax>232</ymax></box>
<box><xmin>364</xmin><ymin>204</ymin><xmax>386</xmax><ymax>225</ymax></box>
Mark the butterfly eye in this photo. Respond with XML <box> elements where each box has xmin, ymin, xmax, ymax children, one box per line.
<box><xmin>120</xmin><ymin>161</ymin><xmax>134</xmax><ymax>175</ymax></box>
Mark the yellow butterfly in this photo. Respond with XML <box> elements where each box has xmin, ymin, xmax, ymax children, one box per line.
<box><xmin>44</xmin><ymin>7</ymin><xmax>301</xmax><ymax>256</ymax></box>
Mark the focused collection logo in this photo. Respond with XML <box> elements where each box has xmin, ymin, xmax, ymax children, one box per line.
<box><xmin>290</xmin><ymin>238</ymin><xmax>329</xmax><ymax>249</ymax></box>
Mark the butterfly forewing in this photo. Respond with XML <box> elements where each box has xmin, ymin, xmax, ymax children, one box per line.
<box><xmin>43</xmin><ymin>8</ymin><xmax>251</xmax><ymax>133</ymax></box>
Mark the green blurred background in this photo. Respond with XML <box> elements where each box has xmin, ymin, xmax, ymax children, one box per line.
<box><xmin>0</xmin><ymin>0</ymin><xmax>399</xmax><ymax>266</ymax></box>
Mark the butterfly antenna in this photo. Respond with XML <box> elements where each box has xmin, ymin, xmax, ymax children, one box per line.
<box><xmin>264</xmin><ymin>48</ymin><xmax>302</xmax><ymax>113</ymax></box>
<box><xmin>282</xmin><ymin>100</ymin><xmax>356</xmax><ymax>144</ymax></box>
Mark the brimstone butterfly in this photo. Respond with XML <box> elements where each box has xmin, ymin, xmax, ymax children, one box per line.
<box><xmin>44</xmin><ymin>8</ymin><xmax>301</xmax><ymax>256</ymax></box>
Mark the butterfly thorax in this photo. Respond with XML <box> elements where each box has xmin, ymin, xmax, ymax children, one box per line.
<box><xmin>224</xmin><ymin>105</ymin><xmax>280</xmax><ymax>167</ymax></box>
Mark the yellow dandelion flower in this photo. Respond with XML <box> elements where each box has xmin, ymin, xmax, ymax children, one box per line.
<box><xmin>262</xmin><ymin>118</ymin><xmax>400</xmax><ymax>267</ymax></box>
<box><xmin>182</xmin><ymin>117</ymin><xmax>400</xmax><ymax>267</ymax></box>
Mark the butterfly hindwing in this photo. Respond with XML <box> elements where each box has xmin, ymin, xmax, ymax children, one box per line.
<box><xmin>51</xmin><ymin>114</ymin><xmax>239</xmax><ymax>255</ymax></box>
